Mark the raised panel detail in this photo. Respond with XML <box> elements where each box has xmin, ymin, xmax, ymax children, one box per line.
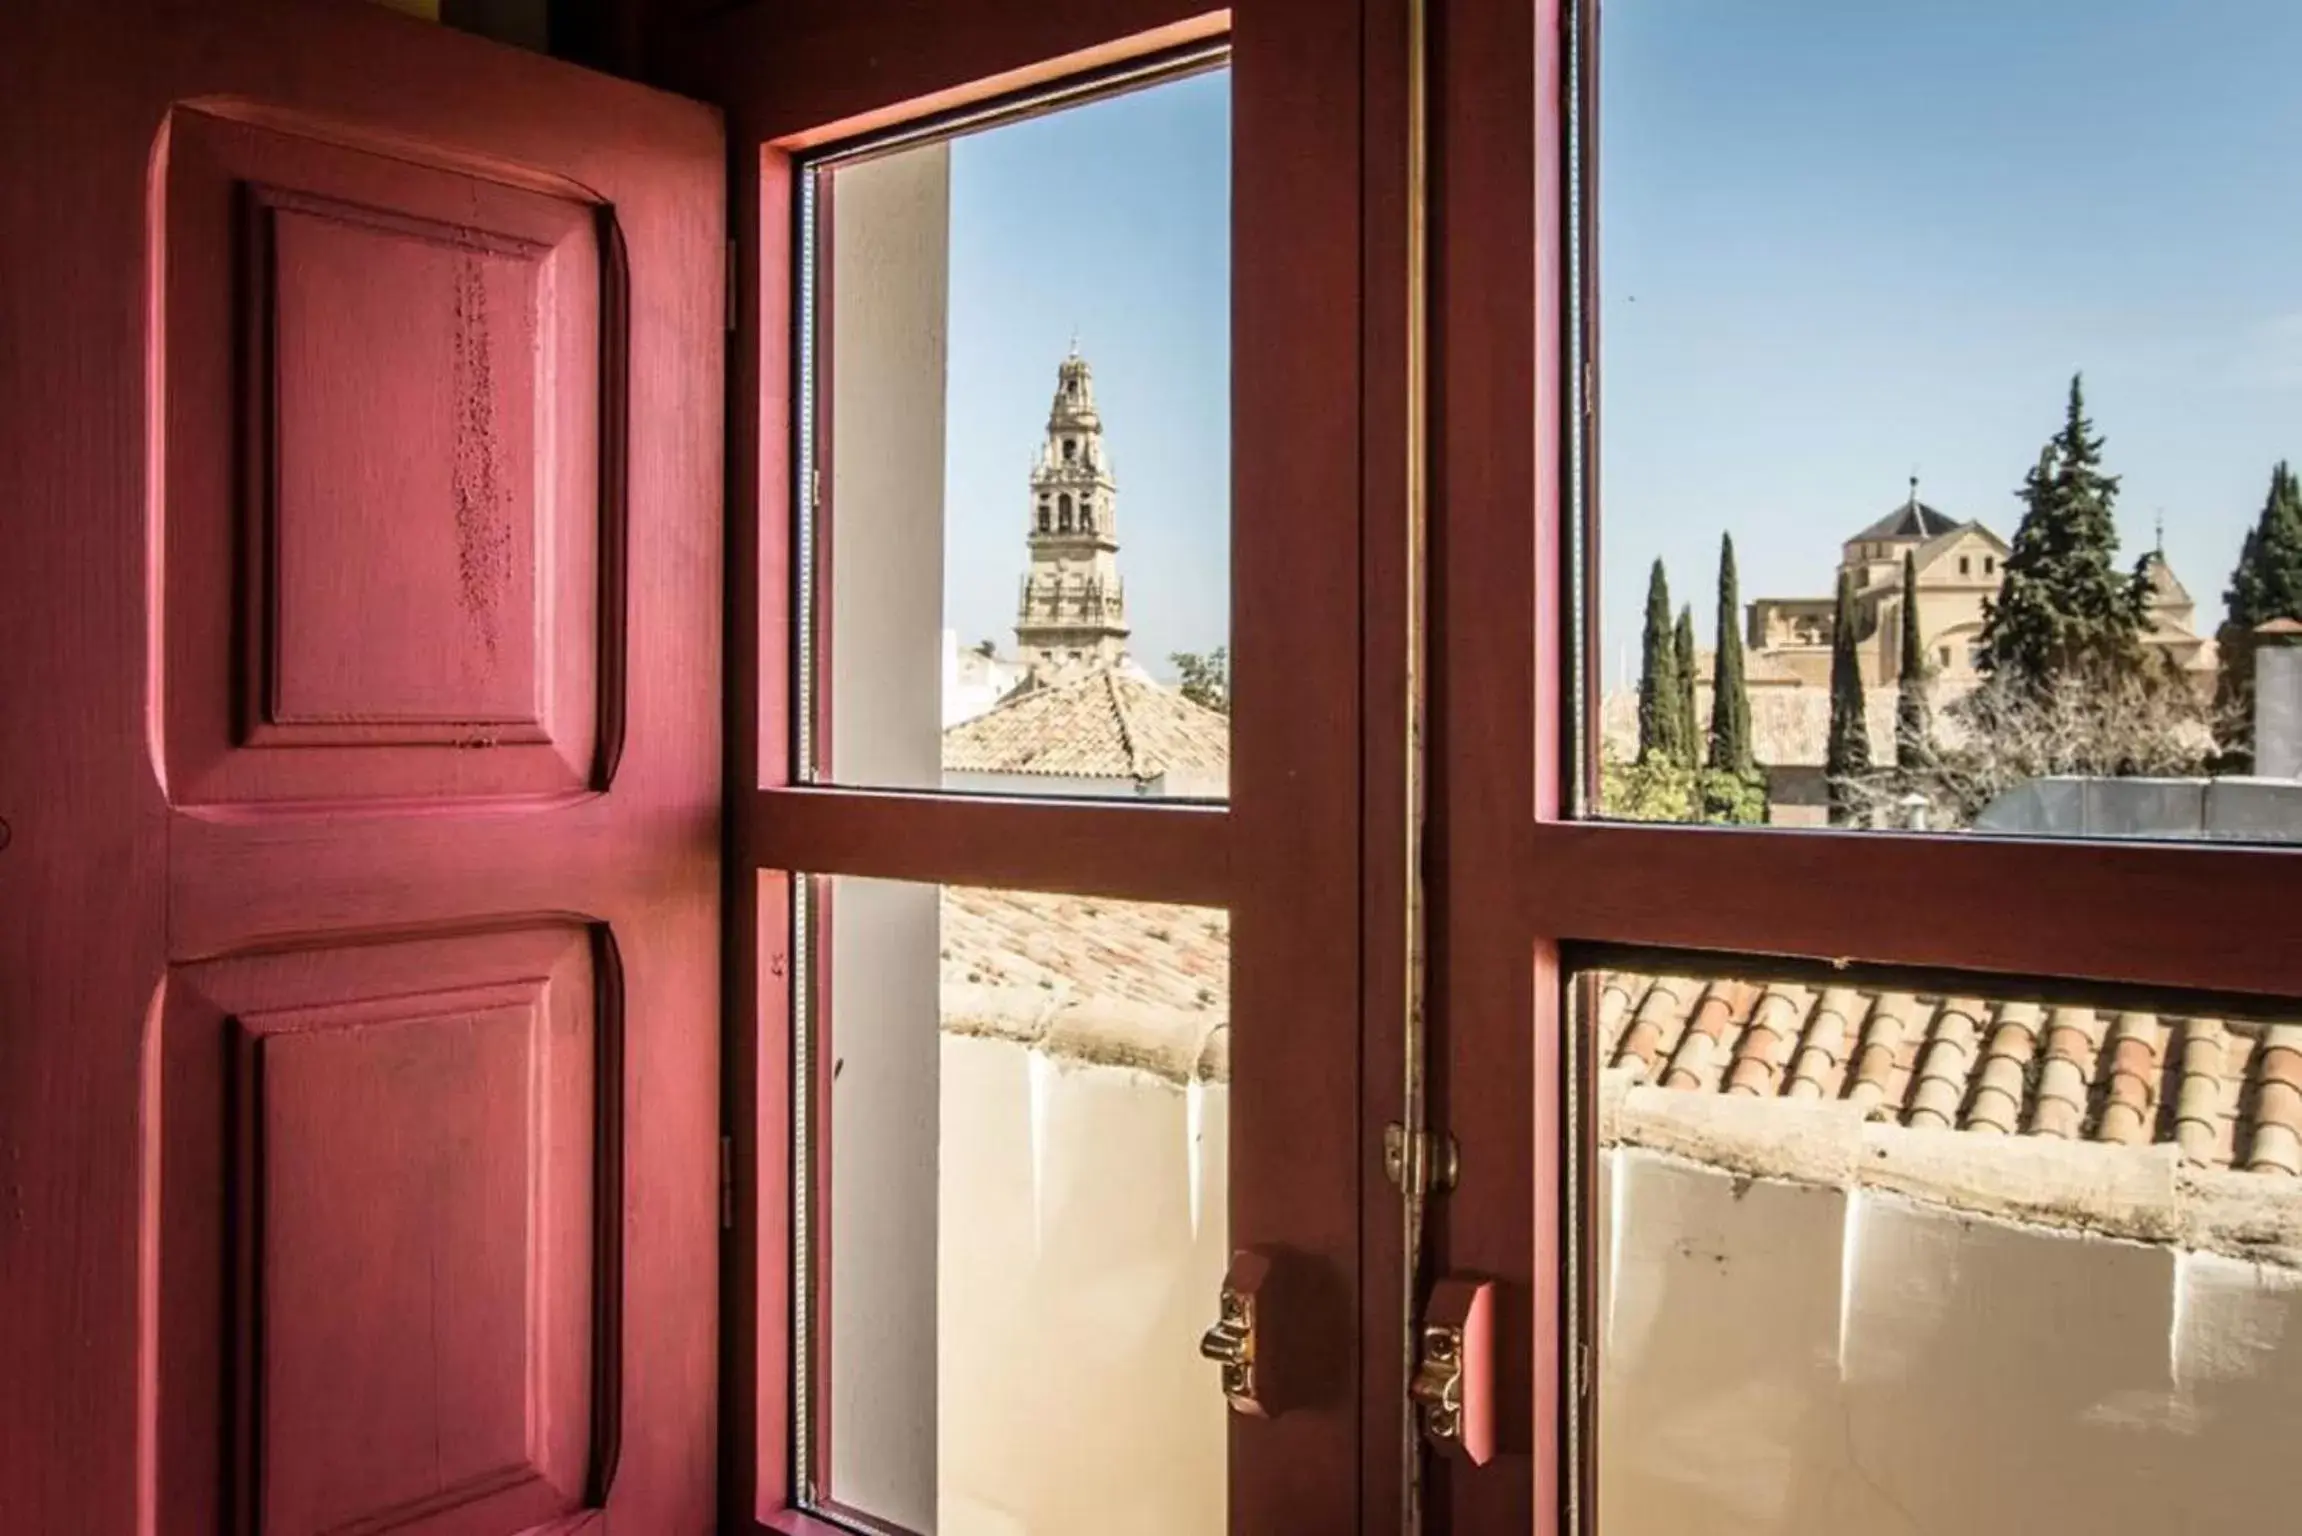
<box><xmin>253</xmin><ymin>188</ymin><xmax>549</xmax><ymax>744</ymax></box>
<box><xmin>152</xmin><ymin>926</ymin><xmax>614</xmax><ymax>1535</ymax></box>
<box><xmin>252</xmin><ymin>993</ymin><xmax>542</xmax><ymax>1533</ymax></box>
<box><xmin>160</xmin><ymin>107</ymin><xmax>620</xmax><ymax>804</ymax></box>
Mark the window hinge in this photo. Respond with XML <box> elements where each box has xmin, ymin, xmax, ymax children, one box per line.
<box><xmin>720</xmin><ymin>1133</ymin><xmax>735</xmax><ymax>1231</ymax></box>
<box><xmin>725</xmin><ymin>239</ymin><xmax>738</xmax><ymax>333</ymax></box>
<box><xmin>1383</xmin><ymin>1122</ymin><xmax>1459</xmax><ymax>1197</ymax></box>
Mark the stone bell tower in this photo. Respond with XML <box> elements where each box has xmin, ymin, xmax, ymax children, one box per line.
<box><xmin>1015</xmin><ymin>347</ymin><xmax>1129</xmax><ymax>676</ymax></box>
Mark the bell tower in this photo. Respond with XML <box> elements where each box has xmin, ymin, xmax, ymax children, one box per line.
<box><xmin>1016</xmin><ymin>347</ymin><xmax>1129</xmax><ymax>676</ymax></box>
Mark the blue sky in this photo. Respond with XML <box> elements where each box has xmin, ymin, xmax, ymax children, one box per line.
<box><xmin>1601</xmin><ymin>0</ymin><xmax>2302</xmax><ymax>688</ymax></box>
<box><xmin>942</xmin><ymin>70</ymin><xmax>1231</xmax><ymax>674</ymax></box>
<box><xmin>936</xmin><ymin>8</ymin><xmax>2302</xmax><ymax>692</ymax></box>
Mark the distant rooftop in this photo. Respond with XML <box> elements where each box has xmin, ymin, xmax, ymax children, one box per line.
<box><xmin>1850</xmin><ymin>496</ymin><xmax>1963</xmax><ymax>543</ymax></box>
<box><xmin>939</xmin><ymin>887</ymin><xmax>1228</xmax><ymax>1084</ymax></box>
<box><xmin>941</xmin><ymin>661</ymin><xmax>1228</xmax><ymax>785</ymax></box>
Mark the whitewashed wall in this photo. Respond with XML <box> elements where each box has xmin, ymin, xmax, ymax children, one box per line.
<box><xmin>1599</xmin><ymin>1148</ymin><xmax>2302</xmax><ymax>1536</ymax></box>
<box><xmin>938</xmin><ymin>1034</ymin><xmax>1230</xmax><ymax>1536</ymax></box>
<box><xmin>821</xmin><ymin>132</ymin><xmax>952</xmax><ymax>1530</ymax></box>
<box><xmin>933</xmin><ymin>1040</ymin><xmax>2302</xmax><ymax>1535</ymax></box>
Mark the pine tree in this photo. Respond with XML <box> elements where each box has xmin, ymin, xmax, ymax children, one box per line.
<box><xmin>1707</xmin><ymin>534</ymin><xmax>1755</xmax><ymax>775</ymax></box>
<box><xmin>2217</xmin><ymin>461</ymin><xmax>2302</xmax><ymax>756</ymax></box>
<box><xmin>1826</xmin><ymin>567</ymin><xmax>1871</xmax><ymax>823</ymax></box>
<box><xmin>1895</xmin><ymin>549</ymin><xmax>1935</xmax><ymax>773</ymax></box>
<box><xmin>1674</xmin><ymin>606</ymin><xmax>1699</xmax><ymax>768</ymax></box>
<box><xmin>1170</xmin><ymin>647</ymin><xmax>1230</xmax><ymax>714</ymax></box>
<box><xmin>1976</xmin><ymin>374</ymin><xmax>2147</xmax><ymax>690</ymax></box>
<box><xmin>1636</xmin><ymin>559</ymin><xmax>1683</xmax><ymax>764</ymax></box>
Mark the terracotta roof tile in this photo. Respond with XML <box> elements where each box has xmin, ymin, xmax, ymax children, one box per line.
<box><xmin>1848</xmin><ymin>992</ymin><xmax>1921</xmax><ymax>1115</ymax></box>
<box><xmin>1661</xmin><ymin>981</ymin><xmax>1754</xmax><ymax>1092</ymax></box>
<box><xmin>939</xmin><ymin>886</ymin><xmax>1227</xmax><ymax>1083</ymax></box>
<box><xmin>1614</xmin><ymin>975</ymin><xmax>1699</xmax><ymax>1083</ymax></box>
<box><xmin>1723</xmin><ymin>984</ymin><xmax>1808</xmax><ymax>1095</ymax></box>
<box><xmin>2096</xmin><ymin>1011</ymin><xmax>2162</xmax><ymax>1145</ymax></box>
<box><xmin>1595</xmin><ymin>973</ymin><xmax>1642</xmax><ymax>1053</ymax></box>
<box><xmin>2032</xmin><ymin>1007</ymin><xmax>2101</xmax><ymax>1139</ymax></box>
<box><xmin>1907</xmin><ymin>996</ymin><xmax>1984</xmax><ymax>1129</ymax></box>
<box><xmin>1594</xmin><ymin>971</ymin><xmax>2302</xmax><ymax>1181</ymax></box>
<box><xmin>941</xmin><ymin>663</ymin><xmax>1228</xmax><ymax>783</ymax></box>
<box><xmin>2174</xmin><ymin>1018</ymin><xmax>2229</xmax><ymax>1163</ymax></box>
<box><xmin>2246</xmin><ymin>1025</ymin><xmax>2302</xmax><ymax>1174</ymax></box>
<box><xmin>1783</xmin><ymin>986</ymin><xmax>1862</xmax><ymax>1100</ymax></box>
<box><xmin>1966</xmin><ymin>1000</ymin><xmax>2041</xmax><ymax>1135</ymax></box>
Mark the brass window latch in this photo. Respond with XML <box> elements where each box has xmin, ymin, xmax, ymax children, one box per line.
<box><xmin>1384</xmin><ymin>1121</ymin><xmax>1459</xmax><ymax>1197</ymax></box>
<box><xmin>1409</xmin><ymin>1277</ymin><xmax>1496</xmax><ymax>1465</ymax></box>
<box><xmin>1198</xmin><ymin>1250</ymin><xmax>1273</xmax><ymax>1417</ymax></box>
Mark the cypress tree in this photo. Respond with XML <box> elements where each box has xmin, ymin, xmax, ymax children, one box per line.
<box><xmin>2217</xmin><ymin>461</ymin><xmax>2302</xmax><ymax>752</ymax></box>
<box><xmin>1826</xmin><ymin>567</ymin><xmax>1871</xmax><ymax>823</ymax></box>
<box><xmin>1976</xmin><ymin>374</ymin><xmax>2146</xmax><ymax>689</ymax></box>
<box><xmin>1895</xmin><ymin>549</ymin><xmax>1935</xmax><ymax>772</ymax></box>
<box><xmin>1636</xmin><ymin>559</ymin><xmax>1683</xmax><ymax>763</ymax></box>
<box><xmin>1707</xmin><ymin>533</ymin><xmax>1755</xmax><ymax>775</ymax></box>
<box><xmin>1674</xmin><ymin>606</ymin><xmax>1700</xmax><ymax>767</ymax></box>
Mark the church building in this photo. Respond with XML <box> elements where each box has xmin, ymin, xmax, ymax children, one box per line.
<box><xmin>1747</xmin><ymin>482</ymin><xmax>2216</xmax><ymax>695</ymax></box>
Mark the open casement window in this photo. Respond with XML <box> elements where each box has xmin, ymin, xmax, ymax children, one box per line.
<box><xmin>1420</xmin><ymin>3</ymin><xmax>2302</xmax><ymax>1534</ymax></box>
<box><xmin>6</xmin><ymin>2</ymin><xmax>1431</xmax><ymax>1532</ymax></box>
<box><xmin>668</xmin><ymin>3</ymin><xmax>1422</xmax><ymax>1532</ymax></box>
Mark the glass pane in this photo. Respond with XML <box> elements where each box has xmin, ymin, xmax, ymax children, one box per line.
<box><xmin>802</xmin><ymin>68</ymin><xmax>1232</xmax><ymax>799</ymax></box>
<box><xmin>1589</xmin><ymin>5</ymin><xmax>2302</xmax><ymax>839</ymax></box>
<box><xmin>802</xmin><ymin>875</ymin><xmax>1230</xmax><ymax>1534</ymax></box>
<box><xmin>1574</xmin><ymin>957</ymin><xmax>2302</xmax><ymax>1534</ymax></box>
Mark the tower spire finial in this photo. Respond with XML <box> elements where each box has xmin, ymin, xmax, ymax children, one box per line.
<box><xmin>2156</xmin><ymin>508</ymin><xmax>2166</xmax><ymax>557</ymax></box>
<box><xmin>1908</xmin><ymin>468</ymin><xmax>1919</xmax><ymax>511</ymax></box>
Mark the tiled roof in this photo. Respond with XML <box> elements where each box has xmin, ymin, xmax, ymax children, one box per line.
<box><xmin>940</xmin><ymin>663</ymin><xmax>1229</xmax><ymax>783</ymax></box>
<box><xmin>1850</xmin><ymin>499</ymin><xmax>1964</xmax><ymax>543</ymax></box>
<box><xmin>1596</xmin><ymin>971</ymin><xmax>2302</xmax><ymax>1261</ymax></box>
<box><xmin>939</xmin><ymin>886</ymin><xmax>1228</xmax><ymax>1083</ymax></box>
<box><xmin>1597</xmin><ymin>971</ymin><xmax>2302</xmax><ymax>1172</ymax></box>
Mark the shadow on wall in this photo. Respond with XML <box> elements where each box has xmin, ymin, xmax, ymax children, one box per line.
<box><xmin>1598</xmin><ymin>1151</ymin><xmax>2302</xmax><ymax>1536</ymax></box>
<box><xmin>938</xmin><ymin>1034</ymin><xmax>1229</xmax><ymax>1536</ymax></box>
<box><xmin>932</xmin><ymin>1024</ymin><xmax>2302</xmax><ymax>1536</ymax></box>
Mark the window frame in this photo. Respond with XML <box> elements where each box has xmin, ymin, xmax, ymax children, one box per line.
<box><xmin>664</xmin><ymin>3</ymin><xmax>1418</xmax><ymax>1532</ymax></box>
<box><xmin>1425</xmin><ymin>1</ymin><xmax>2302</xmax><ymax>1531</ymax></box>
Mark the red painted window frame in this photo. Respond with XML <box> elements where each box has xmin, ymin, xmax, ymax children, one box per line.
<box><xmin>659</xmin><ymin>3</ymin><xmax>1417</xmax><ymax>1531</ymax></box>
<box><xmin>1425</xmin><ymin>2</ymin><xmax>2302</xmax><ymax>1533</ymax></box>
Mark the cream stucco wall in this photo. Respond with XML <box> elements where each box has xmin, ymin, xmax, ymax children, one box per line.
<box><xmin>938</xmin><ymin>1035</ymin><xmax>1230</xmax><ymax>1536</ymax></box>
<box><xmin>820</xmin><ymin>134</ymin><xmax>953</xmax><ymax>1526</ymax></box>
<box><xmin>933</xmin><ymin>1030</ymin><xmax>2302</xmax><ymax>1535</ymax></box>
<box><xmin>1598</xmin><ymin>1148</ymin><xmax>2302</xmax><ymax>1536</ymax></box>
<box><xmin>827</xmin><ymin>139</ymin><xmax>950</xmax><ymax>789</ymax></box>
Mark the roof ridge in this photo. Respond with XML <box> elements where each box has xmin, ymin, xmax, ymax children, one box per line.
<box><xmin>1852</xmin><ymin>498</ymin><xmax>1963</xmax><ymax>544</ymax></box>
<box><xmin>1103</xmin><ymin>666</ymin><xmax>1157</xmax><ymax>782</ymax></box>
